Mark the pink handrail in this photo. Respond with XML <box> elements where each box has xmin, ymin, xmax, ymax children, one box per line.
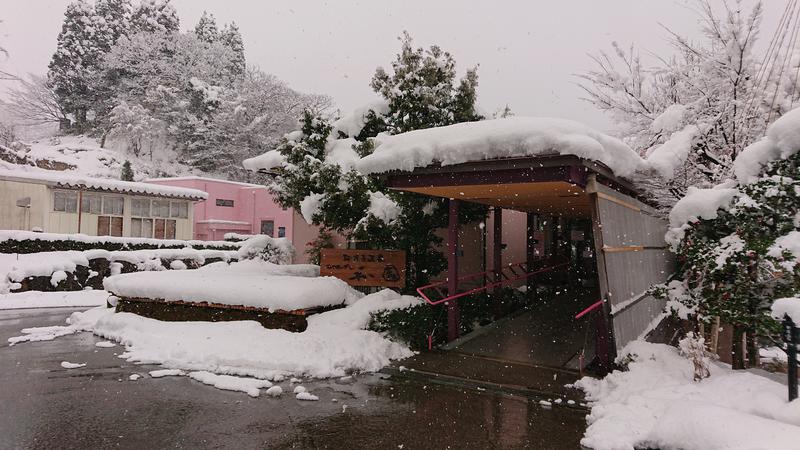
<box><xmin>574</xmin><ymin>300</ymin><xmax>604</xmax><ymax>320</ymax></box>
<box><xmin>416</xmin><ymin>261</ymin><xmax>570</xmax><ymax>306</ymax></box>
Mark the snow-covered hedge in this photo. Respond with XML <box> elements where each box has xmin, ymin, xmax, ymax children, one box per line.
<box><xmin>0</xmin><ymin>230</ymin><xmax>240</xmax><ymax>254</ymax></box>
<box><xmin>3</xmin><ymin>247</ymin><xmax>239</xmax><ymax>293</ymax></box>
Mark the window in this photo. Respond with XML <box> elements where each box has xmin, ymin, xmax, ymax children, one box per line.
<box><xmin>53</xmin><ymin>191</ymin><xmax>78</xmax><ymax>213</ymax></box>
<box><xmin>216</xmin><ymin>199</ymin><xmax>235</xmax><ymax>207</ymax></box>
<box><xmin>97</xmin><ymin>216</ymin><xmax>123</xmax><ymax>236</ymax></box>
<box><xmin>170</xmin><ymin>201</ymin><xmax>188</xmax><ymax>219</ymax></box>
<box><xmin>152</xmin><ymin>200</ymin><xmax>170</xmax><ymax>218</ymax></box>
<box><xmin>81</xmin><ymin>194</ymin><xmax>101</xmax><ymax>214</ymax></box>
<box><xmin>261</xmin><ymin>220</ymin><xmax>274</xmax><ymax>237</ymax></box>
<box><xmin>131</xmin><ymin>198</ymin><xmax>151</xmax><ymax>217</ymax></box>
<box><xmin>131</xmin><ymin>218</ymin><xmax>154</xmax><ymax>238</ymax></box>
<box><xmin>102</xmin><ymin>196</ymin><xmax>124</xmax><ymax>216</ymax></box>
<box><xmin>153</xmin><ymin>218</ymin><xmax>176</xmax><ymax>239</ymax></box>
<box><xmin>278</xmin><ymin>226</ymin><xmax>286</xmax><ymax>238</ymax></box>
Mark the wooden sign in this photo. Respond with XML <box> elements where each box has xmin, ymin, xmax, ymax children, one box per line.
<box><xmin>320</xmin><ymin>249</ymin><xmax>406</xmax><ymax>288</ymax></box>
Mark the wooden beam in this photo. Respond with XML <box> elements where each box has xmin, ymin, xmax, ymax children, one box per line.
<box><xmin>447</xmin><ymin>199</ymin><xmax>460</xmax><ymax>342</ymax></box>
<box><xmin>602</xmin><ymin>245</ymin><xmax>644</xmax><ymax>253</ymax></box>
<box><xmin>596</xmin><ymin>191</ymin><xmax>641</xmax><ymax>212</ymax></box>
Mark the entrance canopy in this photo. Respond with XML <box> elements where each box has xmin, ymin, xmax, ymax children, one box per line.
<box><xmin>356</xmin><ymin>116</ymin><xmax>651</xmax><ymax>215</ymax></box>
<box><xmin>379</xmin><ymin>155</ymin><xmax>636</xmax><ymax>217</ymax></box>
<box><xmin>356</xmin><ymin>117</ymin><xmax>672</xmax><ymax>365</ymax></box>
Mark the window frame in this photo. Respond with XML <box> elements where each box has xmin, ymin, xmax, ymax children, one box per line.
<box><xmin>101</xmin><ymin>196</ymin><xmax>124</xmax><ymax>216</ymax></box>
<box><xmin>53</xmin><ymin>190</ymin><xmax>78</xmax><ymax>213</ymax></box>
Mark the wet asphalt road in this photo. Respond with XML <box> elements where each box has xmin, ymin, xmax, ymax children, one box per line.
<box><xmin>0</xmin><ymin>308</ymin><xmax>588</xmax><ymax>449</ymax></box>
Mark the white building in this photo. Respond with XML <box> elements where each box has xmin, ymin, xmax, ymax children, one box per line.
<box><xmin>0</xmin><ymin>170</ymin><xmax>207</xmax><ymax>240</ymax></box>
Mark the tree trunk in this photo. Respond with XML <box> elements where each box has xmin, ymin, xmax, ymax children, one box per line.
<box><xmin>731</xmin><ymin>325</ymin><xmax>746</xmax><ymax>370</ymax></box>
<box><xmin>746</xmin><ymin>331</ymin><xmax>760</xmax><ymax>368</ymax></box>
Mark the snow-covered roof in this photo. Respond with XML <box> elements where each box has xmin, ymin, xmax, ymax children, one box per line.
<box><xmin>0</xmin><ymin>169</ymin><xmax>208</xmax><ymax>200</ymax></box>
<box><xmin>356</xmin><ymin>117</ymin><xmax>647</xmax><ymax>178</ymax></box>
<box><xmin>145</xmin><ymin>176</ymin><xmax>266</xmax><ymax>189</ymax></box>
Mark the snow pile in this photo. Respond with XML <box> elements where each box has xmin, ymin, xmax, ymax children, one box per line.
<box><xmin>9</xmin><ymin>289</ymin><xmax>421</xmax><ymax>380</ymax></box>
<box><xmin>299</xmin><ymin>193</ymin><xmax>325</xmax><ymax>224</ymax></box>
<box><xmin>650</xmin><ymin>104</ymin><xmax>687</xmax><ymax>132</ymax></box>
<box><xmin>0</xmin><ymin>290</ymin><xmax>109</xmax><ymax>310</ymax></box>
<box><xmin>646</xmin><ymin>125</ymin><xmax>699</xmax><ymax>179</ymax></box>
<box><xmin>357</xmin><ymin>117</ymin><xmax>647</xmax><ymax>178</ymax></box>
<box><xmin>331</xmin><ymin>99</ymin><xmax>389</xmax><ymax>138</ymax></box>
<box><xmin>3</xmin><ymin>248</ymin><xmax>238</xmax><ymax>292</ymax></box>
<box><xmin>187</xmin><ymin>371</ymin><xmax>272</xmax><ymax>398</ymax></box>
<box><xmin>734</xmin><ymin>107</ymin><xmax>800</xmax><ymax>184</ymax></box>
<box><xmin>665</xmin><ymin>183</ymin><xmax>739</xmax><ymax>248</ymax></box>
<box><xmin>768</xmin><ymin>231</ymin><xmax>800</xmax><ymax>271</ymax></box>
<box><xmin>103</xmin><ymin>259</ymin><xmax>355</xmax><ymax>311</ymax></box>
<box><xmin>61</xmin><ymin>361</ymin><xmax>86</xmax><ymax>369</ymax></box>
<box><xmin>366</xmin><ymin>191</ymin><xmax>401</xmax><ymax>224</ymax></box>
<box><xmin>235</xmin><ymin>234</ymin><xmax>294</xmax><ymax>265</ymax></box>
<box><xmin>771</xmin><ymin>297</ymin><xmax>800</xmax><ymax>323</ymax></box>
<box><xmin>241</xmin><ymin>150</ymin><xmax>285</xmax><ymax>172</ymax></box>
<box><xmin>0</xmin><ymin>168</ymin><xmax>207</xmax><ymax>200</ymax></box>
<box><xmin>576</xmin><ymin>340</ymin><xmax>800</xmax><ymax>450</ymax></box>
<box><xmin>325</xmin><ymin>137</ymin><xmax>360</xmax><ymax>171</ymax></box>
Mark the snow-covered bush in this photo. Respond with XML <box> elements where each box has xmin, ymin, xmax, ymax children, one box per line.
<box><xmin>678</xmin><ymin>332</ymin><xmax>710</xmax><ymax>381</ymax></box>
<box><xmin>236</xmin><ymin>235</ymin><xmax>294</xmax><ymax>265</ymax></box>
<box><xmin>666</xmin><ymin>108</ymin><xmax>800</xmax><ymax>369</ymax></box>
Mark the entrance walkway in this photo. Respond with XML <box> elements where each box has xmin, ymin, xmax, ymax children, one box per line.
<box><xmin>387</xmin><ymin>285</ymin><xmax>600</xmax><ymax>402</ymax></box>
<box><xmin>455</xmin><ymin>286</ymin><xmax>600</xmax><ymax>370</ymax></box>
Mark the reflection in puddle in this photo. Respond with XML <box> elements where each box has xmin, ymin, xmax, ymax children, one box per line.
<box><xmin>274</xmin><ymin>376</ymin><xmax>587</xmax><ymax>449</ymax></box>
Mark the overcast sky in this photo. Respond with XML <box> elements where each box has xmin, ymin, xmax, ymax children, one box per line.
<box><xmin>0</xmin><ymin>0</ymin><xmax>783</xmax><ymax>130</ymax></box>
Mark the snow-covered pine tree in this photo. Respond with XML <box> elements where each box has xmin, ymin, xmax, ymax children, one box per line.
<box><xmin>220</xmin><ymin>22</ymin><xmax>246</xmax><ymax>77</ymax></box>
<box><xmin>48</xmin><ymin>0</ymin><xmax>106</xmax><ymax>132</ymax></box>
<box><xmin>93</xmin><ymin>0</ymin><xmax>132</xmax><ymax>52</ymax></box>
<box><xmin>130</xmin><ymin>0</ymin><xmax>179</xmax><ymax>33</ymax></box>
<box><xmin>270</xmin><ymin>33</ymin><xmax>487</xmax><ymax>290</ymax></box>
<box><xmin>193</xmin><ymin>11</ymin><xmax>219</xmax><ymax>44</ymax></box>
<box><xmin>120</xmin><ymin>160</ymin><xmax>134</xmax><ymax>181</ymax></box>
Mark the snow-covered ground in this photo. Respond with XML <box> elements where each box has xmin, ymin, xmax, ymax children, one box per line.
<box><xmin>0</xmin><ymin>135</ymin><xmax>200</xmax><ymax>181</ymax></box>
<box><xmin>575</xmin><ymin>340</ymin><xmax>800</xmax><ymax>450</ymax></box>
<box><xmin>0</xmin><ymin>290</ymin><xmax>109</xmax><ymax>310</ymax></box>
<box><xmin>8</xmin><ymin>289</ymin><xmax>421</xmax><ymax>388</ymax></box>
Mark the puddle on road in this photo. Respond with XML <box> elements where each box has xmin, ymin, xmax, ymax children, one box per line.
<box><xmin>273</xmin><ymin>375</ymin><xmax>587</xmax><ymax>449</ymax></box>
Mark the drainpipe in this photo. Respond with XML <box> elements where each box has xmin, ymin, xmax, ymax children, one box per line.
<box><xmin>252</xmin><ymin>189</ymin><xmax>257</xmax><ymax>235</ymax></box>
<box><xmin>77</xmin><ymin>188</ymin><xmax>83</xmax><ymax>233</ymax></box>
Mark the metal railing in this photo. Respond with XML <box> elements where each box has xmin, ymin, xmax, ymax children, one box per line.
<box><xmin>415</xmin><ymin>259</ymin><xmax>570</xmax><ymax>305</ymax></box>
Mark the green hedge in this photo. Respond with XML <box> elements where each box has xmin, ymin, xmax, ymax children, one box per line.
<box><xmin>368</xmin><ymin>287</ymin><xmax>528</xmax><ymax>350</ymax></box>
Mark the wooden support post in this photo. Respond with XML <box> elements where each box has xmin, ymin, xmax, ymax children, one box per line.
<box><xmin>493</xmin><ymin>207</ymin><xmax>503</xmax><ymax>317</ymax></box>
<box><xmin>447</xmin><ymin>199</ymin><xmax>460</xmax><ymax>342</ymax></box>
<box><xmin>526</xmin><ymin>212</ymin><xmax>537</xmax><ymax>297</ymax></box>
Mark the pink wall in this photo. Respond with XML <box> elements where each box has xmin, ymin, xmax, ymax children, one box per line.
<box><xmin>145</xmin><ymin>177</ymin><xmax>294</xmax><ymax>242</ymax></box>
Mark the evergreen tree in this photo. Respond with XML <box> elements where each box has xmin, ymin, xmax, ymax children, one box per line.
<box><xmin>120</xmin><ymin>160</ymin><xmax>134</xmax><ymax>180</ymax></box>
<box><xmin>270</xmin><ymin>33</ymin><xmax>487</xmax><ymax>291</ymax></box>
<box><xmin>194</xmin><ymin>11</ymin><xmax>219</xmax><ymax>44</ymax></box>
<box><xmin>94</xmin><ymin>0</ymin><xmax>132</xmax><ymax>51</ymax></box>
<box><xmin>130</xmin><ymin>0</ymin><xmax>179</xmax><ymax>33</ymax></box>
<box><xmin>220</xmin><ymin>22</ymin><xmax>246</xmax><ymax>77</ymax></box>
<box><xmin>48</xmin><ymin>0</ymin><xmax>105</xmax><ymax>132</ymax></box>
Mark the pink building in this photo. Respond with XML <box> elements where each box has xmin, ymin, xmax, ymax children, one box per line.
<box><xmin>145</xmin><ymin>176</ymin><xmax>334</xmax><ymax>263</ymax></box>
